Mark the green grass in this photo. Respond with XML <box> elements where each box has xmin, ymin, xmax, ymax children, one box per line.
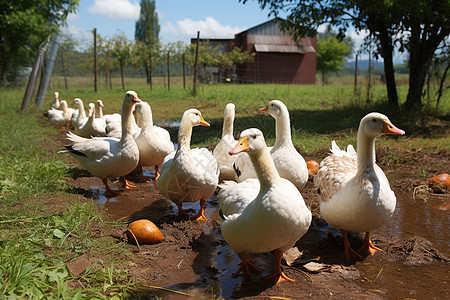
<box><xmin>0</xmin><ymin>80</ymin><xmax>448</xmax><ymax>298</ymax></box>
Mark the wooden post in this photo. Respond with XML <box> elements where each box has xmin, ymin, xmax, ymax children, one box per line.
<box><xmin>61</xmin><ymin>50</ymin><xmax>68</xmax><ymax>90</ymax></box>
<box><xmin>167</xmin><ymin>51</ymin><xmax>170</xmax><ymax>91</ymax></box>
<box><xmin>367</xmin><ymin>51</ymin><xmax>372</xmax><ymax>104</ymax></box>
<box><xmin>193</xmin><ymin>31</ymin><xmax>200</xmax><ymax>95</ymax></box>
<box><xmin>182</xmin><ymin>53</ymin><xmax>186</xmax><ymax>90</ymax></box>
<box><xmin>354</xmin><ymin>54</ymin><xmax>358</xmax><ymax>96</ymax></box>
<box><xmin>93</xmin><ymin>28</ymin><xmax>97</xmax><ymax>93</ymax></box>
<box><xmin>148</xmin><ymin>52</ymin><xmax>152</xmax><ymax>90</ymax></box>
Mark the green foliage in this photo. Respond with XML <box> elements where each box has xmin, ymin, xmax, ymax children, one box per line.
<box><xmin>317</xmin><ymin>36</ymin><xmax>352</xmax><ymax>83</ymax></box>
<box><xmin>0</xmin><ymin>0</ymin><xmax>79</xmax><ymax>84</ymax></box>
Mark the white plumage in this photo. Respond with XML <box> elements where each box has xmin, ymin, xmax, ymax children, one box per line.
<box><xmin>219</xmin><ymin>128</ymin><xmax>311</xmax><ymax>284</ymax></box>
<box><xmin>233</xmin><ymin>100</ymin><xmax>308</xmax><ymax>191</ymax></box>
<box><xmin>75</xmin><ymin>103</ymin><xmax>106</xmax><ymax>138</ymax></box>
<box><xmin>314</xmin><ymin>112</ymin><xmax>405</xmax><ymax>260</ymax></box>
<box><xmin>156</xmin><ymin>109</ymin><xmax>219</xmax><ymax>221</ymax></box>
<box><xmin>59</xmin><ymin>91</ymin><xmax>142</xmax><ymax>197</ymax></box>
<box><xmin>134</xmin><ymin>101</ymin><xmax>175</xmax><ymax>181</ymax></box>
<box><xmin>213</xmin><ymin>103</ymin><xmax>242</xmax><ymax>182</ymax></box>
<box><xmin>47</xmin><ymin>100</ymin><xmax>71</xmax><ymax>127</ymax></box>
<box><xmin>71</xmin><ymin>98</ymin><xmax>87</xmax><ymax>130</ymax></box>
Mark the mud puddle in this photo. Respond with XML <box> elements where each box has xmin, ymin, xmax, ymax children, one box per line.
<box><xmin>70</xmin><ymin>165</ymin><xmax>449</xmax><ymax>299</ymax></box>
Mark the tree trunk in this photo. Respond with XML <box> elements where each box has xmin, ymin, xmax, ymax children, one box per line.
<box><xmin>120</xmin><ymin>61</ymin><xmax>125</xmax><ymax>91</ymax></box>
<box><xmin>378</xmin><ymin>29</ymin><xmax>398</xmax><ymax>107</ymax></box>
<box><xmin>436</xmin><ymin>59</ymin><xmax>450</xmax><ymax>107</ymax></box>
<box><xmin>404</xmin><ymin>23</ymin><xmax>440</xmax><ymax>110</ymax></box>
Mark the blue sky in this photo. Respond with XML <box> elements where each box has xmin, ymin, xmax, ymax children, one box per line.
<box><xmin>65</xmin><ymin>0</ymin><xmax>280</xmax><ymax>44</ymax></box>
<box><xmin>65</xmin><ymin>0</ymin><xmax>405</xmax><ymax>62</ymax></box>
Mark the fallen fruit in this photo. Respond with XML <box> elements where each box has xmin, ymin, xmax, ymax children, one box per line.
<box><xmin>126</xmin><ymin>219</ymin><xmax>164</xmax><ymax>245</ymax></box>
<box><xmin>306</xmin><ymin>160</ymin><xmax>320</xmax><ymax>176</ymax></box>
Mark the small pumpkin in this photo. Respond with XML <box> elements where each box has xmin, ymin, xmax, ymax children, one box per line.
<box><xmin>306</xmin><ymin>160</ymin><xmax>319</xmax><ymax>176</ymax></box>
<box><xmin>126</xmin><ymin>219</ymin><xmax>164</xmax><ymax>245</ymax></box>
<box><xmin>428</xmin><ymin>173</ymin><xmax>450</xmax><ymax>193</ymax></box>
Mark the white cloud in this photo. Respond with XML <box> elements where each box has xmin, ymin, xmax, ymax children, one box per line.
<box><xmin>67</xmin><ymin>12</ymin><xmax>80</xmax><ymax>21</ymax></box>
<box><xmin>162</xmin><ymin>16</ymin><xmax>246</xmax><ymax>41</ymax></box>
<box><xmin>87</xmin><ymin>0</ymin><xmax>140</xmax><ymax>20</ymax></box>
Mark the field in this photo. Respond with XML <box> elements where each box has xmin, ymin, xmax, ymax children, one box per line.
<box><xmin>1</xmin><ymin>81</ymin><xmax>449</xmax><ymax>299</ymax></box>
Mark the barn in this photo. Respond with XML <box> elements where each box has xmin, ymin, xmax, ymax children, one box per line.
<box><xmin>191</xmin><ymin>18</ymin><xmax>316</xmax><ymax>84</ymax></box>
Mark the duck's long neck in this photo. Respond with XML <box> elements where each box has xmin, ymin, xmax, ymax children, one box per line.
<box><xmin>96</xmin><ymin>105</ymin><xmax>103</xmax><ymax>119</ymax></box>
<box><xmin>356</xmin><ymin>129</ymin><xmax>376</xmax><ymax>171</ymax></box>
<box><xmin>273</xmin><ymin>111</ymin><xmax>293</xmax><ymax>148</ymax></box>
<box><xmin>177</xmin><ymin>119</ymin><xmax>193</xmax><ymax>150</ymax></box>
<box><xmin>140</xmin><ymin>108</ymin><xmax>155</xmax><ymax>133</ymax></box>
<box><xmin>222</xmin><ymin>110</ymin><xmax>234</xmax><ymax>138</ymax></box>
<box><xmin>78</xmin><ymin>103</ymin><xmax>86</xmax><ymax>119</ymax></box>
<box><xmin>121</xmin><ymin>104</ymin><xmax>135</xmax><ymax>141</ymax></box>
<box><xmin>249</xmin><ymin>148</ymin><xmax>280</xmax><ymax>189</ymax></box>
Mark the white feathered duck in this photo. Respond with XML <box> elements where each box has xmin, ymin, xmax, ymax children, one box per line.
<box><xmin>60</xmin><ymin>91</ymin><xmax>142</xmax><ymax>197</ymax></box>
<box><xmin>134</xmin><ymin>101</ymin><xmax>174</xmax><ymax>181</ymax></box>
<box><xmin>219</xmin><ymin>128</ymin><xmax>311</xmax><ymax>284</ymax></box>
<box><xmin>213</xmin><ymin>103</ymin><xmax>241</xmax><ymax>181</ymax></box>
<box><xmin>156</xmin><ymin>109</ymin><xmax>219</xmax><ymax>221</ymax></box>
<box><xmin>233</xmin><ymin>100</ymin><xmax>308</xmax><ymax>192</ymax></box>
<box><xmin>314</xmin><ymin>112</ymin><xmax>405</xmax><ymax>260</ymax></box>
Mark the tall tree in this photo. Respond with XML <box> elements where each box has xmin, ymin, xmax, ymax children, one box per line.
<box><xmin>111</xmin><ymin>34</ymin><xmax>132</xmax><ymax>91</ymax></box>
<box><xmin>0</xmin><ymin>0</ymin><xmax>78</xmax><ymax>85</ymax></box>
<box><xmin>317</xmin><ymin>27</ymin><xmax>353</xmax><ymax>84</ymax></box>
<box><xmin>242</xmin><ymin>0</ymin><xmax>450</xmax><ymax>109</ymax></box>
<box><xmin>135</xmin><ymin>0</ymin><xmax>160</xmax><ymax>84</ymax></box>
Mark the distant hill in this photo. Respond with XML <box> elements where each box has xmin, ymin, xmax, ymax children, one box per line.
<box><xmin>345</xmin><ymin>60</ymin><xmax>384</xmax><ymax>70</ymax></box>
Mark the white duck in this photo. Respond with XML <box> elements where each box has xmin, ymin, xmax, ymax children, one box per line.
<box><xmin>71</xmin><ymin>98</ymin><xmax>87</xmax><ymax>130</ymax></box>
<box><xmin>75</xmin><ymin>103</ymin><xmax>107</xmax><ymax>138</ymax></box>
<box><xmin>219</xmin><ymin>128</ymin><xmax>311</xmax><ymax>284</ymax></box>
<box><xmin>314</xmin><ymin>112</ymin><xmax>405</xmax><ymax>260</ymax></box>
<box><xmin>233</xmin><ymin>100</ymin><xmax>308</xmax><ymax>191</ymax></box>
<box><xmin>134</xmin><ymin>101</ymin><xmax>174</xmax><ymax>181</ymax></box>
<box><xmin>213</xmin><ymin>103</ymin><xmax>240</xmax><ymax>181</ymax></box>
<box><xmin>60</xmin><ymin>91</ymin><xmax>142</xmax><ymax>197</ymax></box>
<box><xmin>156</xmin><ymin>109</ymin><xmax>219</xmax><ymax>221</ymax></box>
<box><xmin>47</xmin><ymin>100</ymin><xmax>71</xmax><ymax>128</ymax></box>
<box><xmin>50</xmin><ymin>91</ymin><xmax>60</xmax><ymax>109</ymax></box>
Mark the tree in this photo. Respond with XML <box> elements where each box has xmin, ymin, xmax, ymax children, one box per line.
<box><xmin>111</xmin><ymin>34</ymin><xmax>132</xmax><ymax>91</ymax></box>
<box><xmin>243</xmin><ymin>0</ymin><xmax>450</xmax><ymax>109</ymax></box>
<box><xmin>317</xmin><ymin>27</ymin><xmax>353</xmax><ymax>84</ymax></box>
<box><xmin>220</xmin><ymin>46</ymin><xmax>255</xmax><ymax>82</ymax></box>
<box><xmin>0</xmin><ymin>0</ymin><xmax>78</xmax><ymax>85</ymax></box>
<box><xmin>135</xmin><ymin>0</ymin><xmax>160</xmax><ymax>85</ymax></box>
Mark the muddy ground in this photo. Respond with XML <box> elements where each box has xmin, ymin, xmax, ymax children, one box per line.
<box><xmin>48</xmin><ymin>128</ymin><xmax>449</xmax><ymax>300</ymax></box>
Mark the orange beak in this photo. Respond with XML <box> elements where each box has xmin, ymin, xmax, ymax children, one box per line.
<box><xmin>200</xmin><ymin>115</ymin><xmax>210</xmax><ymax>127</ymax></box>
<box><xmin>259</xmin><ymin>105</ymin><xmax>269</xmax><ymax>113</ymax></box>
<box><xmin>382</xmin><ymin>120</ymin><xmax>405</xmax><ymax>135</ymax></box>
<box><xmin>229</xmin><ymin>136</ymin><xmax>249</xmax><ymax>155</ymax></box>
<box><xmin>132</xmin><ymin>95</ymin><xmax>142</xmax><ymax>103</ymax></box>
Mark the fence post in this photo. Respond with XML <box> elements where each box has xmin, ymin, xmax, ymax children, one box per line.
<box><xmin>354</xmin><ymin>54</ymin><xmax>358</xmax><ymax>96</ymax></box>
<box><xmin>182</xmin><ymin>53</ymin><xmax>186</xmax><ymax>90</ymax></box>
<box><xmin>167</xmin><ymin>51</ymin><xmax>170</xmax><ymax>91</ymax></box>
<box><xmin>36</xmin><ymin>33</ymin><xmax>60</xmax><ymax>110</ymax></box>
<box><xmin>20</xmin><ymin>39</ymin><xmax>48</xmax><ymax>111</ymax></box>
<box><xmin>61</xmin><ymin>50</ymin><xmax>68</xmax><ymax>90</ymax></box>
<box><xmin>193</xmin><ymin>31</ymin><xmax>200</xmax><ymax>95</ymax></box>
<box><xmin>93</xmin><ymin>28</ymin><xmax>97</xmax><ymax>93</ymax></box>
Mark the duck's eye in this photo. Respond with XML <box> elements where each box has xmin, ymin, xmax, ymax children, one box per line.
<box><xmin>372</xmin><ymin>118</ymin><xmax>377</xmax><ymax>122</ymax></box>
<box><xmin>270</xmin><ymin>104</ymin><xmax>274</xmax><ymax>106</ymax></box>
<box><xmin>195</xmin><ymin>113</ymin><xmax>199</xmax><ymax>116</ymax></box>
<box><xmin>252</xmin><ymin>135</ymin><xmax>256</xmax><ymax>139</ymax></box>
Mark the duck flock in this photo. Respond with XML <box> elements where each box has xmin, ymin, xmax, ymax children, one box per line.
<box><xmin>47</xmin><ymin>90</ymin><xmax>405</xmax><ymax>284</ymax></box>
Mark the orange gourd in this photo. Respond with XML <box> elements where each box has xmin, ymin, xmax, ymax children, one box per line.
<box><xmin>126</xmin><ymin>219</ymin><xmax>164</xmax><ymax>245</ymax></box>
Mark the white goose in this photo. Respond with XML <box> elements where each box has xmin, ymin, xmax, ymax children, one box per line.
<box><xmin>75</xmin><ymin>103</ymin><xmax>106</xmax><ymax>138</ymax></box>
<box><xmin>50</xmin><ymin>91</ymin><xmax>60</xmax><ymax>109</ymax></box>
<box><xmin>71</xmin><ymin>98</ymin><xmax>87</xmax><ymax>130</ymax></box>
<box><xmin>233</xmin><ymin>100</ymin><xmax>308</xmax><ymax>191</ymax></box>
<box><xmin>47</xmin><ymin>100</ymin><xmax>71</xmax><ymax>128</ymax></box>
<box><xmin>60</xmin><ymin>91</ymin><xmax>142</xmax><ymax>197</ymax></box>
<box><xmin>156</xmin><ymin>109</ymin><xmax>219</xmax><ymax>221</ymax></box>
<box><xmin>213</xmin><ymin>103</ymin><xmax>240</xmax><ymax>181</ymax></box>
<box><xmin>219</xmin><ymin>128</ymin><xmax>311</xmax><ymax>284</ymax></box>
<box><xmin>314</xmin><ymin>112</ymin><xmax>405</xmax><ymax>260</ymax></box>
<box><xmin>134</xmin><ymin>101</ymin><xmax>175</xmax><ymax>181</ymax></box>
